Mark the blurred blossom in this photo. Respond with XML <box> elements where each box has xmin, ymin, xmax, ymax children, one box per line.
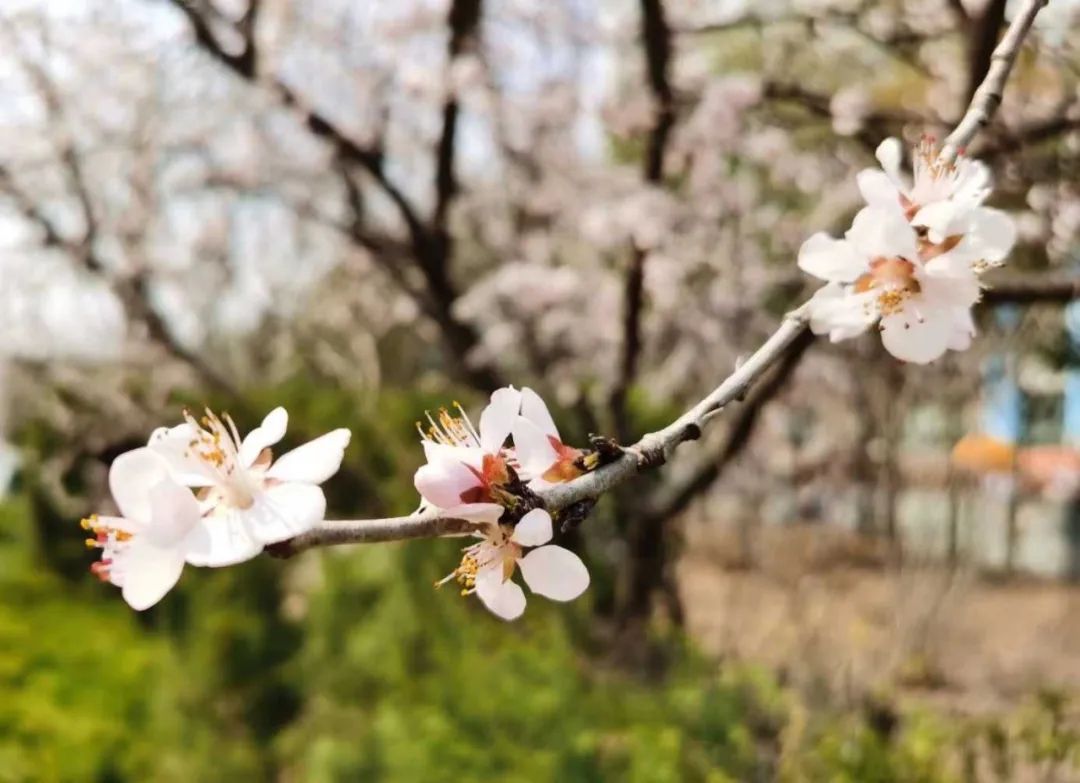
<box><xmin>830</xmin><ymin>85</ymin><xmax>870</xmax><ymax>137</ymax></box>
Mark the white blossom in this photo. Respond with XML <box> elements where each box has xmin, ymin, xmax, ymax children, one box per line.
<box><xmin>83</xmin><ymin>448</ymin><xmax>203</xmax><ymax>611</ymax></box>
<box><xmin>511</xmin><ymin>387</ymin><xmax>585</xmax><ymax>487</ymax></box>
<box><xmin>148</xmin><ymin>407</ymin><xmax>350</xmax><ymax>565</ymax></box>
<box><xmin>799</xmin><ymin>206</ymin><xmax>981</xmax><ymax>363</ymax></box>
<box><xmin>438</xmin><ymin>508</ymin><xmax>589</xmax><ymax>621</ymax></box>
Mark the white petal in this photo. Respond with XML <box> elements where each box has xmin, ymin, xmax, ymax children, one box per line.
<box><xmin>184</xmin><ymin>510</ymin><xmax>265</xmax><ymax>567</ymax></box>
<box><xmin>847</xmin><ymin>206</ymin><xmax>918</xmax><ymax>260</ymax></box>
<box><xmin>875</xmin><ymin>137</ymin><xmax>904</xmax><ymax>183</ymax></box>
<box><xmin>879</xmin><ymin>304</ymin><xmax>953</xmax><ymax>364</ymax></box>
<box><xmin>856</xmin><ymin>169</ymin><xmax>902</xmax><ymax>211</ymax></box>
<box><xmin>118</xmin><ymin>541</ymin><xmax>186</xmax><ymax>611</ymax></box>
<box><xmin>423</xmin><ymin>440</ymin><xmax>484</xmax><ymax>471</ymax></box>
<box><xmin>967</xmin><ymin>207</ymin><xmax>1016</xmax><ymax>263</ymax></box>
<box><xmin>805</xmin><ymin>284</ymin><xmax>877</xmax><ymax>340</ymax></box>
<box><xmin>267</xmin><ymin>428</ymin><xmax>351</xmax><ymax>484</ymax></box>
<box><xmin>797</xmin><ymin>233</ymin><xmax>867</xmax><ymax>284</ymax></box>
<box><xmin>511</xmin><ymin>508</ymin><xmax>553</xmax><ymax>547</ymax></box>
<box><xmin>912</xmin><ymin>201</ymin><xmax>964</xmax><ymax>243</ymax></box>
<box><xmin>519</xmin><ymin>545</ymin><xmax>590</xmax><ymax>602</ymax></box>
<box><xmin>243</xmin><ymin>482</ymin><xmax>326</xmax><ymax>545</ymax></box>
<box><xmin>146</xmin><ymin>424</ymin><xmax>217</xmax><ymax>487</ymax></box>
<box><xmin>239</xmin><ymin>407</ymin><xmax>289</xmax><ymax>467</ymax></box>
<box><xmin>479</xmin><ymin>386</ymin><xmax>521</xmax><ymax>453</ymax></box>
<box><xmin>109</xmin><ymin>448</ymin><xmax>174</xmax><ymax>523</ymax></box>
<box><xmin>143</xmin><ymin>476</ymin><xmax>202</xmax><ymax>548</ymax></box>
<box><xmin>519</xmin><ymin>387</ymin><xmax>558</xmax><ymax>437</ymax></box>
<box><xmin>512</xmin><ymin>417</ymin><xmax>560</xmax><ymax>479</ymax></box>
<box><xmin>474</xmin><ymin>567</ymin><xmax>526</xmax><ymax>621</ymax></box>
<box><xmin>414</xmin><ymin>459</ymin><xmax>480</xmax><ymax>510</ymax></box>
<box><xmin>947</xmin><ymin>308</ymin><xmax>976</xmax><ymax>351</ymax></box>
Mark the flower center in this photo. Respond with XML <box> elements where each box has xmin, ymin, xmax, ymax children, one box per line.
<box><xmin>436</xmin><ymin>532</ymin><xmax>519</xmax><ymax>596</ymax></box>
<box><xmin>461</xmin><ymin>453</ymin><xmax>511</xmax><ymax>504</ymax></box>
<box><xmin>541</xmin><ymin>436</ymin><xmax>586</xmax><ymax>484</ymax></box>
<box><xmin>417</xmin><ymin>403</ymin><xmax>482</xmax><ymax>449</ymax></box>
<box><xmin>854</xmin><ymin>257</ymin><xmax>920</xmax><ymax>316</ymax></box>
<box><xmin>183</xmin><ymin>408</ymin><xmax>258</xmax><ymax>509</ymax></box>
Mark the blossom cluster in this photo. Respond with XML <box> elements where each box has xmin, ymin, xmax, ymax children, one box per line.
<box><xmin>414</xmin><ymin>386</ymin><xmax>590</xmax><ymax>621</ymax></box>
<box><xmin>798</xmin><ymin>137</ymin><xmax>1016</xmax><ymax>363</ymax></box>
<box><xmin>83</xmin><ymin>387</ymin><xmax>592</xmax><ymax>621</ymax></box>
<box><xmin>82</xmin><ymin>136</ymin><xmax>1019</xmax><ymax>619</ymax></box>
<box><xmin>83</xmin><ymin>408</ymin><xmax>351</xmax><ymax>610</ymax></box>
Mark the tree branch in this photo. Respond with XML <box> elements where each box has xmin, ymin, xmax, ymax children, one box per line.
<box><xmin>964</xmin><ymin>0</ymin><xmax>1007</xmax><ymax>105</ymax></box>
<box><xmin>273</xmin><ymin>0</ymin><xmax>1048</xmax><ymax>554</ymax></box>
<box><xmin>612</xmin><ymin>0</ymin><xmax>675</xmax><ymax>441</ymax></box>
<box><xmin>983</xmin><ymin>274</ymin><xmax>1080</xmax><ymax>305</ymax></box>
<box><xmin>941</xmin><ymin>0</ymin><xmax>1049</xmax><ymax>163</ymax></box>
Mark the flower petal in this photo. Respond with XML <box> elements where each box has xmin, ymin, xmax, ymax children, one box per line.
<box><xmin>474</xmin><ymin>566</ymin><xmax>526</xmax><ymax>621</ymax></box>
<box><xmin>184</xmin><ymin>512</ymin><xmax>265</xmax><ymax>567</ymax></box>
<box><xmin>143</xmin><ymin>476</ymin><xmax>202</xmax><ymax>548</ymax></box>
<box><xmin>879</xmin><ymin>303</ymin><xmax>954</xmax><ymax>364</ymax></box>
<box><xmin>441</xmin><ymin>503</ymin><xmax>504</xmax><ymax>524</ymax></box>
<box><xmin>244</xmin><ymin>482</ymin><xmax>326</xmax><ymax>545</ymax></box>
<box><xmin>967</xmin><ymin>207</ymin><xmax>1016</xmax><ymax>264</ymax></box>
<box><xmin>847</xmin><ymin>206</ymin><xmax>918</xmax><ymax>260</ymax></box>
<box><xmin>805</xmin><ymin>284</ymin><xmax>877</xmax><ymax>341</ymax></box>
<box><xmin>519</xmin><ymin>545</ymin><xmax>590</xmax><ymax>602</ymax></box>
<box><xmin>267</xmin><ymin>428</ymin><xmax>351</xmax><ymax>484</ymax></box>
<box><xmin>797</xmin><ymin>233</ymin><xmax>867</xmax><ymax>284</ymax></box>
<box><xmin>147</xmin><ymin>424</ymin><xmax>217</xmax><ymax>487</ymax></box>
<box><xmin>414</xmin><ymin>459</ymin><xmax>480</xmax><ymax>510</ymax></box>
<box><xmin>512</xmin><ymin>416</ymin><xmax>560</xmax><ymax>479</ymax></box>
<box><xmin>109</xmin><ymin>448</ymin><xmax>175</xmax><ymax>524</ymax></box>
<box><xmin>519</xmin><ymin>387</ymin><xmax>558</xmax><ymax>437</ymax></box>
<box><xmin>856</xmin><ymin>168</ymin><xmax>902</xmax><ymax>211</ymax></box>
<box><xmin>239</xmin><ymin>407</ymin><xmax>289</xmax><ymax>467</ymax></box>
<box><xmin>875</xmin><ymin>137</ymin><xmax>904</xmax><ymax>184</ymax></box>
<box><xmin>479</xmin><ymin>386</ymin><xmax>521</xmax><ymax>453</ymax></box>
<box><xmin>511</xmin><ymin>508</ymin><xmax>553</xmax><ymax>547</ymax></box>
<box><xmin>117</xmin><ymin>540</ymin><xmax>186</xmax><ymax>611</ymax></box>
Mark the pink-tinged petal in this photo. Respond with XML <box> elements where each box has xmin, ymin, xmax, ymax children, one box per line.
<box><xmin>519</xmin><ymin>545</ymin><xmax>590</xmax><ymax>602</ymax></box>
<box><xmin>239</xmin><ymin>407</ymin><xmax>289</xmax><ymax>467</ymax></box>
<box><xmin>856</xmin><ymin>169</ymin><xmax>902</xmax><ymax>211</ymax></box>
<box><xmin>879</xmin><ymin>304</ymin><xmax>953</xmax><ymax>364</ymax></box>
<box><xmin>519</xmin><ymin>387</ymin><xmax>558</xmax><ymax>437</ymax></box>
<box><xmin>511</xmin><ymin>508</ymin><xmax>553</xmax><ymax>547</ymax></box>
<box><xmin>117</xmin><ymin>541</ymin><xmax>186</xmax><ymax>611</ymax></box>
<box><xmin>967</xmin><ymin>207</ymin><xmax>1016</xmax><ymax>263</ymax></box>
<box><xmin>143</xmin><ymin>477</ymin><xmax>202</xmax><ymax>548</ymax></box>
<box><xmin>109</xmin><ymin>448</ymin><xmax>175</xmax><ymax>523</ymax></box>
<box><xmin>441</xmin><ymin>503</ymin><xmax>505</xmax><ymax>524</ymax></box>
<box><xmin>474</xmin><ymin>566</ymin><xmax>526</xmax><ymax>621</ymax></box>
<box><xmin>512</xmin><ymin>417</ymin><xmax>560</xmax><ymax>479</ymax></box>
<box><xmin>184</xmin><ymin>511</ymin><xmax>264</xmax><ymax>567</ymax></box>
<box><xmin>423</xmin><ymin>440</ymin><xmax>484</xmax><ymax>471</ymax></box>
<box><xmin>414</xmin><ymin>460</ymin><xmax>480</xmax><ymax>510</ymax></box>
<box><xmin>243</xmin><ymin>482</ymin><xmax>326</xmax><ymax>545</ymax></box>
<box><xmin>797</xmin><ymin>233</ymin><xmax>867</xmax><ymax>284</ymax></box>
<box><xmin>875</xmin><ymin>138</ymin><xmax>904</xmax><ymax>184</ymax></box>
<box><xmin>266</xmin><ymin>428</ymin><xmax>351</xmax><ymax>484</ymax></box>
<box><xmin>147</xmin><ymin>424</ymin><xmax>217</xmax><ymax>487</ymax></box>
<box><xmin>479</xmin><ymin>386</ymin><xmax>522</xmax><ymax>453</ymax></box>
<box><xmin>847</xmin><ymin>206</ymin><xmax>918</xmax><ymax>261</ymax></box>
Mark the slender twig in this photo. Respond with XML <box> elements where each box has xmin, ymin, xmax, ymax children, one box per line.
<box><xmin>281</xmin><ymin>0</ymin><xmax>1048</xmax><ymax>555</ymax></box>
<box><xmin>939</xmin><ymin>0</ymin><xmax>1049</xmax><ymax>164</ymax></box>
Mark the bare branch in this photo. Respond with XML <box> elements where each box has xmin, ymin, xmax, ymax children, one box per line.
<box><xmin>612</xmin><ymin>0</ymin><xmax>675</xmax><ymax>441</ymax></box>
<box><xmin>964</xmin><ymin>0</ymin><xmax>1007</xmax><ymax>104</ymax></box>
<box><xmin>940</xmin><ymin>0</ymin><xmax>1050</xmax><ymax>163</ymax></box>
<box><xmin>982</xmin><ymin>274</ymin><xmax>1080</xmax><ymax>305</ymax></box>
<box><xmin>274</xmin><ymin>0</ymin><xmax>1051</xmax><ymax>554</ymax></box>
<box><xmin>289</xmin><ymin>316</ymin><xmax>811</xmax><ymax>554</ymax></box>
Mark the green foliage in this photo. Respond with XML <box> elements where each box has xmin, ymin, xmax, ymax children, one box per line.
<box><xmin>5</xmin><ymin>384</ymin><xmax>1080</xmax><ymax>782</ymax></box>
